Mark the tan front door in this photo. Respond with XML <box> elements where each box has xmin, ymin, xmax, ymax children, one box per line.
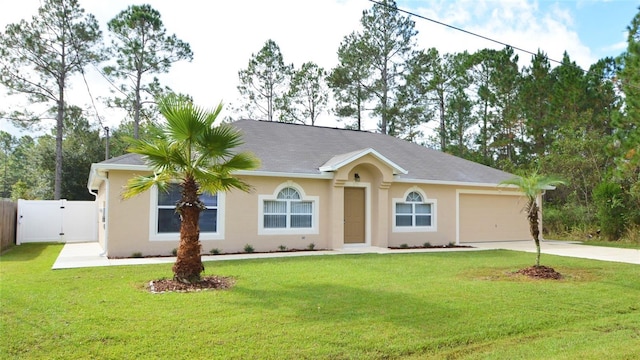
<box><xmin>344</xmin><ymin>187</ymin><xmax>365</xmax><ymax>244</ymax></box>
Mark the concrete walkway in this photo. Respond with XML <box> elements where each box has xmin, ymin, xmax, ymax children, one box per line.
<box><xmin>51</xmin><ymin>240</ymin><xmax>639</xmax><ymax>270</ymax></box>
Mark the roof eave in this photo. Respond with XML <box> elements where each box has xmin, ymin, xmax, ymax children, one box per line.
<box><xmin>87</xmin><ymin>162</ymin><xmax>151</xmax><ymax>190</ymax></box>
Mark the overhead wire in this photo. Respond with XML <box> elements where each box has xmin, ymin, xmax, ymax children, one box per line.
<box><xmin>367</xmin><ymin>0</ymin><xmax>566</xmax><ymax>66</ymax></box>
<box><xmin>367</xmin><ymin>0</ymin><xmax>640</xmax><ymax>93</ymax></box>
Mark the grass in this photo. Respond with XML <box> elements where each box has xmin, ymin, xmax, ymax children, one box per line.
<box><xmin>580</xmin><ymin>239</ymin><xmax>640</xmax><ymax>249</ymax></box>
<box><xmin>1</xmin><ymin>244</ymin><xmax>639</xmax><ymax>359</ymax></box>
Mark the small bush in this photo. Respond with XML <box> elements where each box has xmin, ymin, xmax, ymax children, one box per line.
<box><xmin>399</xmin><ymin>243</ymin><xmax>409</xmax><ymax>249</ymax></box>
<box><xmin>543</xmin><ymin>204</ymin><xmax>594</xmax><ymax>236</ymax></box>
<box><xmin>593</xmin><ymin>182</ymin><xmax>627</xmax><ymax>240</ymax></box>
<box><xmin>278</xmin><ymin>245</ymin><xmax>287</xmax><ymax>252</ymax></box>
<box><xmin>209</xmin><ymin>248</ymin><xmax>221</xmax><ymax>255</ymax></box>
<box><xmin>131</xmin><ymin>252</ymin><xmax>143</xmax><ymax>258</ymax></box>
<box><xmin>448</xmin><ymin>242</ymin><xmax>455</xmax><ymax>247</ymax></box>
<box><xmin>307</xmin><ymin>243</ymin><xmax>315</xmax><ymax>250</ymax></box>
<box><xmin>171</xmin><ymin>248</ymin><xmax>177</xmax><ymax>256</ymax></box>
<box><xmin>244</xmin><ymin>244</ymin><xmax>255</xmax><ymax>253</ymax></box>
<box><xmin>423</xmin><ymin>242</ymin><xmax>431</xmax><ymax>248</ymax></box>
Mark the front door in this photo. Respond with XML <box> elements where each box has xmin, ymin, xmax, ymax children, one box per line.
<box><xmin>344</xmin><ymin>187</ymin><xmax>365</xmax><ymax>244</ymax></box>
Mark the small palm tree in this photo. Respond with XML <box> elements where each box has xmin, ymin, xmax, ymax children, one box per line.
<box><xmin>500</xmin><ymin>171</ymin><xmax>566</xmax><ymax>267</ymax></box>
<box><xmin>123</xmin><ymin>95</ymin><xmax>260</xmax><ymax>283</ymax></box>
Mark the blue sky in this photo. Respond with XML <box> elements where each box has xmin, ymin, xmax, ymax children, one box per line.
<box><xmin>570</xmin><ymin>0</ymin><xmax>636</xmax><ymax>58</ymax></box>
<box><xmin>1</xmin><ymin>0</ymin><xmax>638</xmax><ymax>134</ymax></box>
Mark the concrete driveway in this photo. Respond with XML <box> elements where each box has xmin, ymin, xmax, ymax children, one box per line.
<box><xmin>467</xmin><ymin>240</ymin><xmax>640</xmax><ymax>265</ymax></box>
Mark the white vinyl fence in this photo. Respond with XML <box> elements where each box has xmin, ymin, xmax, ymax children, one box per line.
<box><xmin>16</xmin><ymin>199</ymin><xmax>97</xmax><ymax>244</ymax></box>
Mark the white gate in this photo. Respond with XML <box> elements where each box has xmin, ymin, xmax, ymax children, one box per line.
<box><xmin>16</xmin><ymin>199</ymin><xmax>97</xmax><ymax>244</ymax></box>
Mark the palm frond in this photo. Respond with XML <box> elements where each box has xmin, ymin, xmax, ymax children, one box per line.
<box><xmin>499</xmin><ymin>171</ymin><xmax>567</xmax><ymax>202</ymax></box>
<box><xmin>123</xmin><ymin>95</ymin><xmax>260</xmax><ymax>201</ymax></box>
<box><xmin>122</xmin><ymin>173</ymin><xmax>174</xmax><ymax>199</ymax></box>
<box><xmin>196</xmin><ymin>124</ymin><xmax>245</xmax><ymax>160</ymax></box>
<box><xmin>222</xmin><ymin>152</ymin><xmax>261</xmax><ymax>172</ymax></box>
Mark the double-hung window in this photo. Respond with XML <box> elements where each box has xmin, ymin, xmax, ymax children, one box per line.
<box><xmin>153</xmin><ymin>184</ymin><xmax>222</xmax><ymax>240</ymax></box>
<box><xmin>259</xmin><ymin>184</ymin><xmax>318</xmax><ymax>235</ymax></box>
<box><xmin>393</xmin><ymin>190</ymin><xmax>436</xmax><ymax>232</ymax></box>
<box><xmin>264</xmin><ymin>187</ymin><xmax>312</xmax><ymax>229</ymax></box>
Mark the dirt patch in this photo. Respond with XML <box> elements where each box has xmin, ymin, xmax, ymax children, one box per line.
<box><xmin>148</xmin><ymin>275</ymin><xmax>235</xmax><ymax>293</ymax></box>
<box><xmin>388</xmin><ymin>244</ymin><xmax>473</xmax><ymax>250</ymax></box>
<box><xmin>516</xmin><ymin>265</ymin><xmax>563</xmax><ymax>280</ymax></box>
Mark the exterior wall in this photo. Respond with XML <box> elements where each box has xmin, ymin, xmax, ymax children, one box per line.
<box><xmin>221</xmin><ymin>176</ymin><xmax>333</xmax><ymax>253</ymax></box>
<box><xmin>100</xmin><ymin>164</ymin><xmax>531</xmax><ymax>257</ymax></box>
<box><xmin>104</xmin><ymin>171</ymin><xmax>335</xmax><ymax>257</ymax></box>
<box><xmin>387</xmin><ymin>184</ymin><xmax>530</xmax><ymax>247</ymax></box>
<box><xmin>106</xmin><ymin>170</ymin><xmax>157</xmax><ymax>257</ymax></box>
<box><xmin>387</xmin><ymin>184</ymin><xmax>454</xmax><ymax>247</ymax></box>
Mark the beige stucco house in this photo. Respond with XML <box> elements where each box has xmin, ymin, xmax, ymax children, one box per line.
<box><xmin>88</xmin><ymin>120</ymin><xmax>535</xmax><ymax>258</ymax></box>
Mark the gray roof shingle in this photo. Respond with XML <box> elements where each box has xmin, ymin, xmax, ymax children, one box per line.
<box><xmin>232</xmin><ymin>120</ymin><xmax>514</xmax><ymax>184</ymax></box>
<box><xmin>101</xmin><ymin>120</ymin><xmax>515</xmax><ymax>185</ymax></box>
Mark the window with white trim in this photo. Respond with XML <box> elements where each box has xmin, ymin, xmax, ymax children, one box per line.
<box><xmin>393</xmin><ymin>190</ymin><xmax>436</xmax><ymax>232</ymax></box>
<box><xmin>156</xmin><ymin>184</ymin><xmax>219</xmax><ymax>234</ymax></box>
<box><xmin>264</xmin><ymin>187</ymin><xmax>312</xmax><ymax>229</ymax></box>
<box><xmin>259</xmin><ymin>183</ymin><xmax>319</xmax><ymax>235</ymax></box>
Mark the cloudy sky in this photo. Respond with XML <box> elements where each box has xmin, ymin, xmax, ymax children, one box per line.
<box><xmin>0</xmin><ymin>0</ymin><xmax>637</xmax><ymax>135</ymax></box>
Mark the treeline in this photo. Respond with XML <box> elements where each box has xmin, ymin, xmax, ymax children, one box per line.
<box><xmin>1</xmin><ymin>0</ymin><xmax>638</xmax><ymax>240</ymax></box>
<box><xmin>232</xmin><ymin>1</ymin><xmax>639</xmax><ymax>240</ymax></box>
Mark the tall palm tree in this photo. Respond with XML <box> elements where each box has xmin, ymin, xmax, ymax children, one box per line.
<box><xmin>123</xmin><ymin>95</ymin><xmax>260</xmax><ymax>283</ymax></box>
<box><xmin>500</xmin><ymin>171</ymin><xmax>566</xmax><ymax>267</ymax></box>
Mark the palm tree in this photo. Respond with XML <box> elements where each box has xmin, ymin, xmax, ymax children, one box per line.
<box><xmin>123</xmin><ymin>95</ymin><xmax>260</xmax><ymax>283</ymax></box>
<box><xmin>500</xmin><ymin>171</ymin><xmax>566</xmax><ymax>267</ymax></box>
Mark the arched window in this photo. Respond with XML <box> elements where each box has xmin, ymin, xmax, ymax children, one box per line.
<box><xmin>264</xmin><ymin>187</ymin><xmax>313</xmax><ymax>229</ymax></box>
<box><xmin>395</xmin><ymin>190</ymin><xmax>434</xmax><ymax>229</ymax></box>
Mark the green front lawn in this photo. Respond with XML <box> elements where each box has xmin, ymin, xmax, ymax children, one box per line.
<box><xmin>1</xmin><ymin>244</ymin><xmax>639</xmax><ymax>359</ymax></box>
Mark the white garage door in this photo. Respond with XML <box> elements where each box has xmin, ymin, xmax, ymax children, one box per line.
<box><xmin>459</xmin><ymin>193</ymin><xmax>531</xmax><ymax>243</ymax></box>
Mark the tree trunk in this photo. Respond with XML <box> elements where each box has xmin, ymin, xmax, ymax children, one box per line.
<box><xmin>528</xmin><ymin>201</ymin><xmax>541</xmax><ymax>267</ymax></box>
<box><xmin>172</xmin><ymin>177</ymin><xmax>204</xmax><ymax>283</ymax></box>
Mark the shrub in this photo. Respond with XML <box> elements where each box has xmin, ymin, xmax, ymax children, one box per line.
<box><xmin>399</xmin><ymin>243</ymin><xmax>409</xmax><ymax>249</ymax></box>
<box><xmin>131</xmin><ymin>252</ymin><xmax>143</xmax><ymax>258</ymax></box>
<box><xmin>209</xmin><ymin>248</ymin><xmax>220</xmax><ymax>255</ymax></box>
<box><xmin>277</xmin><ymin>245</ymin><xmax>287</xmax><ymax>252</ymax></box>
<box><xmin>244</xmin><ymin>244</ymin><xmax>255</xmax><ymax>253</ymax></box>
<box><xmin>307</xmin><ymin>243</ymin><xmax>315</xmax><ymax>250</ymax></box>
<box><xmin>171</xmin><ymin>248</ymin><xmax>177</xmax><ymax>256</ymax></box>
<box><xmin>423</xmin><ymin>242</ymin><xmax>431</xmax><ymax>248</ymax></box>
<box><xmin>593</xmin><ymin>182</ymin><xmax>627</xmax><ymax>240</ymax></box>
<box><xmin>543</xmin><ymin>204</ymin><xmax>594</xmax><ymax>236</ymax></box>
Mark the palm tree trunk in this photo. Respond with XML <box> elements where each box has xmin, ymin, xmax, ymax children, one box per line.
<box><xmin>528</xmin><ymin>201</ymin><xmax>541</xmax><ymax>267</ymax></box>
<box><xmin>172</xmin><ymin>177</ymin><xmax>204</xmax><ymax>283</ymax></box>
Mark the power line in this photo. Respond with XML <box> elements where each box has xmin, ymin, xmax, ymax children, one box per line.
<box><xmin>367</xmin><ymin>0</ymin><xmax>582</xmax><ymax>67</ymax></box>
<box><xmin>367</xmin><ymin>0</ymin><xmax>640</xmax><ymax>92</ymax></box>
<box><xmin>373</xmin><ymin>0</ymin><xmax>568</xmax><ymax>65</ymax></box>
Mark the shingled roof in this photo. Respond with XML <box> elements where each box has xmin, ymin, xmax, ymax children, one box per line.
<box><xmin>232</xmin><ymin>120</ymin><xmax>514</xmax><ymax>185</ymax></box>
<box><xmin>96</xmin><ymin>119</ymin><xmax>516</xmax><ymax>186</ymax></box>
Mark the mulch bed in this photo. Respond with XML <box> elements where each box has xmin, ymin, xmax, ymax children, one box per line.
<box><xmin>516</xmin><ymin>265</ymin><xmax>563</xmax><ymax>280</ymax></box>
<box><xmin>148</xmin><ymin>276</ymin><xmax>235</xmax><ymax>293</ymax></box>
<box><xmin>388</xmin><ymin>245</ymin><xmax>474</xmax><ymax>249</ymax></box>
